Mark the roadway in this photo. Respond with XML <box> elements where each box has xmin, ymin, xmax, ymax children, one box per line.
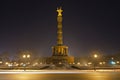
<box><xmin>0</xmin><ymin>70</ymin><xmax>120</xmax><ymax>80</ymax></box>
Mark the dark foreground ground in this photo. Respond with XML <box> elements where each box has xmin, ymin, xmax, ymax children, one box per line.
<box><xmin>0</xmin><ymin>71</ymin><xmax>120</xmax><ymax>80</ymax></box>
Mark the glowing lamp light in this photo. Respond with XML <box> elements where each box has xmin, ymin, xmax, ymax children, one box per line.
<box><xmin>5</xmin><ymin>62</ymin><xmax>9</xmax><ymax>65</ymax></box>
<box><xmin>0</xmin><ymin>61</ymin><xmax>2</xmax><ymax>64</ymax></box>
<box><xmin>88</xmin><ymin>62</ymin><xmax>92</xmax><ymax>65</ymax></box>
<box><xmin>111</xmin><ymin>61</ymin><xmax>116</xmax><ymax>65</ymax></box>
<box><xmin>116</xmin><ymin>61</ymin><xmax>119</xmax><ymax>64</ymax></box>
<box><xmin>94</xmin><ymin>54</ymin><xmax>98</xmax><ymax>58</ymax></box>
<box><xmin>27</xmin><ymin>55</ymin><xmax>30</xmax><ymax>58</ymax></box>
<box><xmin>77</xmin><ymin>62</ymin><xmax>80</xmax><ymax>65</ymax></box>
<box><xmin>23</xmin><ymin>55</ymin><xmax>26</xmax><ymax>58</ymax></box>
<box><xmin>99</xmin><ymin>62</ymin><xmax>102</xmax><ymax>65</ymax></box>
<box><xmin>8</xmin><ymin>64</ymin><xmax>12</xmax><ymax>67</ymax></box>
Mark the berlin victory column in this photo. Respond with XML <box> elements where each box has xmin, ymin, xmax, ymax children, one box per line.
<box><xmin>48</xmin><ymin>7</ymin><xmax>74</xmax><ymax>64</ymax></box>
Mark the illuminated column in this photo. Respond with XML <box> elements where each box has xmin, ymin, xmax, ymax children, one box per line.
<box><xmin>57</xmin><ymin>7</ymin><xmax>63</xmax><ymax>45</ymax></box>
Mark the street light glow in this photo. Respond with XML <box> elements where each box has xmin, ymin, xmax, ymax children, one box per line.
<box><xmin>23</xmin><ymin>55</ymin><xmax>26</xmax><ymax>58</ymax></box>
<box><xmin>94</xmin><ymin>54</ymin><xmax>98</xmax><ymax>58</ymax></box>
<box><xmin>116</xmin><ymin>61</ymin><xmax>119</xmax><ymax>64</ymax></box>
<box><xmin>27</xmin><ymin>54</ymin><xmax>30</xmax><ymax>58</ymax></box>
<box><xmin>111</xmin><ymin>61</ymin><xmax>116</xmax><ymax>65</ymax></box>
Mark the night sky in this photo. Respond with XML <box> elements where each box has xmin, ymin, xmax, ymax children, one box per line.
<box><xmin>0</xmin><ymin>0</ymin><xmax>120</xmax><ymax>56</ymax></box>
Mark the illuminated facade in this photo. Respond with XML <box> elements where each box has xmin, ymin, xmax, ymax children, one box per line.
<box><xmin>49</xmin><ymin>7</ymin><xmax>74</xmax><ymax>64</ymax></box>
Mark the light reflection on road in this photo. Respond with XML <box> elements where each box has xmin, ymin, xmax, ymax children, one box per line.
<box><xmin>0</xmin><ymin>74</ymin><xmax>118</xmax><ymax>80</ymax></box>
<box><xmin>0</xmin><ymin>71</ymin><xmax>120</xmax><ymax>80</ymax></box>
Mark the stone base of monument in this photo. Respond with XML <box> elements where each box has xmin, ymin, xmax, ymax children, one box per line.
<box><xmin>47</xmin><ymin>64</ymin><xmax>74</xmax><ymax>70</ymax></box>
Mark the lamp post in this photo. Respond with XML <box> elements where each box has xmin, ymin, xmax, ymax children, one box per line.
<box><xmin>23</xmin><ymin>54</ymin><xmax>30</xmax><ymax>71</ymax></box>
<box><xmin>93</xmin><ymin>54</ymin><xmax>98</xmax><ymax>71</ymax></box>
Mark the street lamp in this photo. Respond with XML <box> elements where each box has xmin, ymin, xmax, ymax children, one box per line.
<box><xmin>94</xmin><ymin>54</ymin><xmax>98</xmax><ymax>58</ymax></box>
<box><xmin>23</xmin><ymin>54</ymin><xmax>30</xmax><ymax>58</ymax></box>
<box><xmin>27</xmin><ymin>54</ymin><xmax>30</xmax><ymax>58</ymax></box>
<box><xmin>23</xmin><ymin>55</ymin><xmax>26</xmax><ymax>58</ymax></box>
<box><xmin>93</xmin><ymin>54</ymin><xmax>98</xmax><ymax>71</ymax></box>
<box><xmin>22</xmin><ymin>54</ymin><xmax>30</xmax><ymax>71</ymax></box>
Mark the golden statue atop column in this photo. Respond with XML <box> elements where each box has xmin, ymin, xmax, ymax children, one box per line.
<box><xmin>57</xmin><ymin>7</ymin><xmax>63</xmax><ymax>16</ymax></box>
